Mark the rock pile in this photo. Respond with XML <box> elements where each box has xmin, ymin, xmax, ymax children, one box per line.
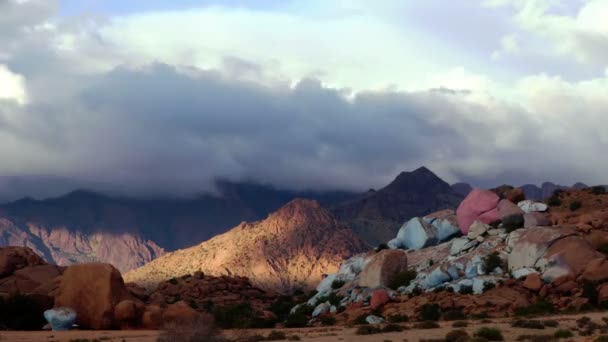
<box><xmin>296</xmin><ymin>187</ymin><xmax>608</xmax><ymax>325</ymax></box>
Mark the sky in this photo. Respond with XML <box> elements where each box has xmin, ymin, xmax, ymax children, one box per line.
<box><xmin>1</xmin><ymin>0</ymin><xmax>608</xmax><ymax>200</ymax></box>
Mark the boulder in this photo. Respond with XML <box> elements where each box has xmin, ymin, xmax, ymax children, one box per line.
<box><xmin>365</xmin><ymin>315</ymin><xmax>385</xmax><ymax>324</ymax></box>
<box><xmin>599</xmin><ymin>284</ymin><xmax>608</xmax><ymax>303</ymax></box>
<box><xmin>44</xmin><ymin>307</ymin><xmax>77</xmax><ymax>331</ymax></box>
<box><xmin>585</xmin><ymin>230</ymin><xmax>608</xmax><ymax>250</ymax></box>
<box><xmin>424</xmin><ymin>267</ymin><xmax>451</xmax><ymax>288</ymax></box>
<box><xmin>518</xmin><ymin>200</ymin><xmax>548</xmax><ymax>213</ymax></box>
<box><xmin>467</xmin><ymin>221</ymin><xmax>489</xmax><ymax>239</ymax></box>
<box><xmin>497</xmin><ymin>200</ymin><xmax>524</xmax><ymax>220</ymax></box>
<box><xmin>523</xmin><ymin>212</ymin><xmax>551</xmax><ymax>228</ymax></box>
<box><xmin>114</xmin><ymin>300</ymin><xmax>144</xmax><ymax>329</ymax></box>
<box><xmin>54</xmin><ymin>263</ymin><xmax>135</xmax><ymax>330</ymax></box>
<box><xmin>0</xmin><ymin>246</ymin><xmax>47</xmax><ymax>278</ymax></box>
<box><xmin>312</xmin><ymin>302</ymin><xmax>331</xmax><ymax>317</ymax></box>
<box><xmin>162</xmin><ymin>301</ymin><xmax>201</xmax><ymax>325</ymax></box>
<box><xmin>423</xmin><ymin>209</ymin><xmax>461</xmax><ymax>241</ymax></box>
<box><xmin>141</xmin><ymin>305</ymin><xmax>163</xmax><ymax>330</ymax></box>
<box><xmin>522</xmin><ymin>274</ymin><xmax>543</xmax><ymax>291</ymax></box>
<box><xmin>582</xmin><ymin>258</ymin><xmax>608</xmax><ymax>282</ymax></box>
<box><xmin>450</xmin><ymin>237</ymin><xmax>471</xmax><ymax>255</ymax></box>
<box><xmin>507</xmin><ymin>227</ymin><xmax>576</xmax><ymax>271</ymax></box>
<box><xmin>506</xmin><ymin>188</ymin><xmax>526</xmax><ymax>204</ymax></box>
<box><xmin>539</xmin><ymin>236</ymin><xmax>602</xmax><ymax>282</ymax></box>
<box><xmin>396</xmin><ymin>217</ymin><xmax>438</xmax><ymax>250</ymax></box>
<box><xmin>370</xmin><ymin>289</ymin><xmax>390</xmax><ymax>309</ymax></box>
<box><xmin>358</xmin><ymin>249</ymin><xmax>408</xmax><ymax>288</ymax></box>
<box><xmin>457</xmin><ymin>189</ymin><xmax>500</xmax><ymax>234</ymax></box>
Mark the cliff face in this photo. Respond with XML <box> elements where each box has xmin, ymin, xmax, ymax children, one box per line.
<box><xmin>0</xmin><ymin>218</ymin><xmax>164</xmax><ymax>273</ymax></box>
<box><xmin>125</xmin><ymin>199</ymin><xmax>368</xmax><ymax>293</ymax></box>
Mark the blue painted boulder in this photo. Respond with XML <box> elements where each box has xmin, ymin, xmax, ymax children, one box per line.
<box><xmin>44</xmin><ymin>307</ymin><xmax>77</xmax><ymax>331</ymax></box>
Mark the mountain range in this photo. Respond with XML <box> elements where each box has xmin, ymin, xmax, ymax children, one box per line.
<box><xmin>124</xmin><ymin>199</ymin><xmax>368</xmax><ymax>293</ymax></box>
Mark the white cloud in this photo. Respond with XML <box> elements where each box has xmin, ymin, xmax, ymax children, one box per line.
<box><xmin>0</xmin><ymin>65</ymin><xmax>27</xmax><ymax>105</ymax></box>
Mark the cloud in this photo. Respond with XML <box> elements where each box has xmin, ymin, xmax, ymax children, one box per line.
<box><xmin>0</xmin><ymin>0</ymin><xmax>607</xmax><ymax>201</ymax></box>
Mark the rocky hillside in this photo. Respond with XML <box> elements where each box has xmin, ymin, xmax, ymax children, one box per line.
<box><xmin>521</xmin><ymin>181</ymin><xmax>588</xmax><ymax>200</ymax></box>
<box><xmin>332</xmin><ymin>167</ymin><xmax>463</xmax><ymax>246</ymax></box>
<box><xmin>288</xmin><ymin>186</ymin><xmax>608</xmax><ymax>328</ymax></box>
<box><xmin>0</xmin><ymin>183</ymin><xmax>354</xmax><ymax>271</ymax></box>
<box><xmin>0</xmin><ymin>218</ymin><xmax>165</xmax><ymax>273</ymax></box>
<box><xmin>125</xmin><ymin>199</ymin><xmax>368</xmax><ymax>293</ymax></box>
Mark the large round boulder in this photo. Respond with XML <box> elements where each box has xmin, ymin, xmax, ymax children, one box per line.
<box><xmin>0</xmin><ymin>246</ymin><xmax>47</xmax><ymax>278</ymax></box>
<box><xmin>358</xmin><ymin>249</ymin><xmax>408</xmax><ymax>288</ymax></box>
<box><xmin>141</xmin><ymin>305</ymin><xmax>163</xmax><ymax>330</ymax></box>
<box><xmin>456</xmin><ymin>189</ymin><xmax>500</xmax><ymax>234</ymax></box>
<box><xmin>114</xmin><ymin>299</ymin><xmax>144</xmax><ymax>329</ymax></box>
<box><xmin>54</xmin><ymin>263</ymin><xmax>136</xmax><ymax>329</ymax></box>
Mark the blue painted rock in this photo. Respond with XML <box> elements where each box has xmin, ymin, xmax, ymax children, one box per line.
<box><xmin>44</xmin><ymin>307</ymin><xmax>77</xmax><ymax>331</ymax></box>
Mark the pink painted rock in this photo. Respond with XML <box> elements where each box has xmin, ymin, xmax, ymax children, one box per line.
<box><xmin>497</xmin><ymin>200</ymin><xmax>524</xmax><ymax>220</ymax></box>
<box><xmin>370</xmin><ymin>289</ymin><xmax>390</xmax><ymax>309</ymax></box>
<box><xmin>456</xmin><ymin>189</ymin><xmax>500</xmax><ymax>234</ymax></box>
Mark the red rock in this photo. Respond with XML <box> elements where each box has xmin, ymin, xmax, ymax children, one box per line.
<box><xmin>497</xmin><ymin>200</ymin><xmax>524</xmax><ymax>220</ymax></box>
<box><xmin>370</xmin><ymin>289</ymin><xmax>391</xmax><ymax>309</ymax></box>
<box><xmin>599</xmin><ymin>284</ymin><xmax>608</xmax><ymax>303</ymax></box>
<box><xmin>358</xmin><ymin>249</ymin><xmax>408</xmax><ymax>288</ymax></box>
<box><xmin>523</xmin><ymin>212</ymin><xmax>551</xmax><ymax>228</ymax></box>
<box><xmin>586</xmin><ymin>231</ymin><xmax>608</xmax><ymax>249</ymax></box>
<box><xmin>457</xmin><ymin>189</ymin><xmax>500</xmax><ymax>234</ymax></box>
<box><xmin>142</xmin><ymin>305</ymin><xmax>163</xmax><ymax>330</ymax></box>
<box><xmin>539</xmin><ymin>285</ymin><xmax>549</xmax><ymax>298</ymax></box>
<box><xmin>582</xmin><ymin>258</ymin><xmax>608</xmax><ymax>282</ymax></box>
<box><xmin>54</xmin><ymin>263</ymin><xmax>136</xmax><ymax>329</ymax></box>
<box><xmin>555</xmin><ymin>280</ymin><xmax>578</xmax><ymax>294</ymax></box>
<box><xmin>0</xmin><ymin>246</ymin><xmax>47</xmax><ymax>277</ymax></box>
<box><xmin>162</xmin><ymin>301</ymin><xmax>201</xmax><ymax>325</ymax></box>
<box><xmin>523</xmin><ymin>274</ymin><xmax>543</xmax><ymax>292</ymax></box>
<box><xmin>541</xmin><ymin>236</ymin><xmax>602</xmax><ymax>280</ymax></box>
<box><xmin>506</xmin><ymin>188</ymin><xmax>526</xmax><ymax>204</ymax></box>
<box><xmin>114</xmin><ymin>300</ymin><xmax>144</xmax><ymax>329</ymax></box>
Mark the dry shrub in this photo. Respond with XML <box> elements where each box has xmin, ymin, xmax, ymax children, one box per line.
<box><xmin>157</xmin><ymin>315</ymin><xmax>227</xmax><ymax>342</ymax></box>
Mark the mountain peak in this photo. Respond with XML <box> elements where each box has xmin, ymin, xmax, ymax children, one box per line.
<box><xmin>267</xmin><ymin>198</ymin><xmax>332</xmax><ymax>226</ymax></box>
<box><xmin>386</xmin><ymin>166</ymin><xmax>447</xmax><ymax>191</ymax></box>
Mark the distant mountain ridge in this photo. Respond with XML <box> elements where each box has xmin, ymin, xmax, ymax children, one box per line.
<box><xmin>332</xmin><ymin>167</ymin><xmax>464</xmax><ymax>246</ymax></box>
<box><xmin>125</xmin><ymin>199</ymin><xmax>368</xmax><ymax>293</ymax></box>
<box><xmin>0</xmin><ymin>181</ymin><xmax>356</xmax><ymax>271</ymax></box>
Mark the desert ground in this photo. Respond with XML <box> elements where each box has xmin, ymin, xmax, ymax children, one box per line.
<box><xmin>2</xmin><ymin>311</ymin><xmax>608</xmax><ymax>342</ymax></box>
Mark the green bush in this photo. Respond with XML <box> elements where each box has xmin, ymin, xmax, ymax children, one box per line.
<box><xmin>554</xmin><ymin>329</ymin><xmax>573</xmax><ymax>339</ymax></box>
<box><xmin>514</xmin><ymin>299</ymin><xmax>556</xmax><ymax>316</ymax></box>
<box><xmin>414</xmin><ymin>321</ymin><xmax>440</xmax><ymax>329</ymax></box>
<box><xmin>445</xmin><ymin>329</ymin><xmax>470</xmax><ymax>342</ymax></box>
<box><xmin>388</xmin><ymin>314</ymin><xmax>409</xmax><ymax>323</ymax></box>
<box><xmin>452</xmin><ymin>321</ymin><xmax>468</xmax><ymax>328</ymax></box>
<box><xmin>597</xmin><ymin>244</ymin><xmax>608</xmax><ymax>255</ymax></box>
<box><xmin>284</xmin><ymin>305</ymin><xmax>313</xmax><ymax>328</ymax></box>
<box><xmin>376</xmin><ymin>243</ymin><xmax>390</xmax><ymax>252</ymax></box>
<box><xmin>582</xmin><ymin>281</ymin><xmax>599</xmax><ymax>305</ymax></box>
<box><xmin>483</xmin><ymin>252</ymin><xmax>504</xmax><ymax>273</ymax></box>
<box><xmin>213</xmin><ymin>303</ymin><xmax>273</xmax><ymax>329</ymax></box>
<box><xmin>382</xmin><ymin>323</ymin><xmax>405</xmax><ymax>332</ymax></box>
<box><xmin>595</xmin><ymin>336</ymin><xmax>608</xmax><ymax>342</ymax></box>
<box><xmin>269</xmin><ymin>296</ymin><xmax>298</xmax><ymax>321</ymax></box>
<box><xmin>511</xmin><ymin>319</ymin><xmax>545</xmax><ymax>329</ymax></box>
<box><xmin>0</xmin><ymin>294</ymin><xmax>51</xmax><ymax>331</ymax></box>
<box><xmin>157</xmin><ymin>316</ymin><xmax>224</xmax><ymax>342</ymax></box>
<box><xmin>459</xmin><ymin>286</ymin><xmax>473</xmax><ymax>295</ymax></box>
<box><xmin>355</xmin><ymin>325</ymin><xmax>382</xmax><ymax>335</ymax></box>
<box><xmin>570</xmin><ymin>201</ymin><xmax>582</xmax><ymax>211</ymax></box>
<box><xmin>352</xmin><ymin>313</ymin><xmax>369</xmax><ymax>325</ymax></box>
<box><xmin>443</xmin><ymin>308</ymin><xmax>467</xmax><ymax>321</ymax></box>
<box><xmin>319</xmin><ymin>315</ymin><xmax>336</xmax><ymax>326</ymax></box>
<box><xmin>168</xmin><ymin>277</ymin><xmax>179</xmax><ymax>285</ymax></box>
<box><xmin>266</xmin><ymin>331</ymin><xmax>287</xmax><ymax>341</ymax></box>
<box><xmin>474</xmin><ymin>327</ymin><xmax>504</xmax><ymax>341</ymax></box>
<box><xmin>503</xmin><ymin>214</ymin><xmax>525</xmax><ymax>233</ymax></box>
<box><xmin>547</xmin><ymin>195</ymin><xmax>561</xmax><ymax>207</ymax></box>
<box><xmin>419</xmin><ymin>303</ymin><xmax>441</xmax><ymax>321</ymax></box>
<box><xmin>388</xmin><ymin>270</ymin><xmax>417</xmax><ymax>290</ymax></box>
<box><xmin>331</xmin><ymin>279</ymin><xmax>346</xmax><ymax>290</ymax></box>
<box><xmin>543</xmin><ymin>319</ymin><xmax>559</xmax><ymax>327</ymax></box>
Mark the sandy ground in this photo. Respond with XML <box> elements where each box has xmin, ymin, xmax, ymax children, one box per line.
<box><xmin>2</xmin><ymin>311</ymin><xmax>607</xmax><ymax>341</ymax></box>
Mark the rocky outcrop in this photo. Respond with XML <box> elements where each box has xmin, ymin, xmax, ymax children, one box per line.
<box><xmin>389</xmin><ymin>210</ymin><xmax>460</xmax><ymax>250</ymax></box>
<box><xmin>358</xmin><ymin>249</ymin><xmax>408</xmax><ymax>288</ymax></box>
<box><xmin>54</xmin><ymin>263</ymin><xmax>137</xmax><ymax>329</ymax></box>
<box><xmin>0</xmin><ymin>246</ymin><xmax>63</xmax><ymax>297</ymax></box>
<box><xmin>125</xmin><ymin>199</ymin><xmax>368</xmax><ymax>293</ymax></box>
<box><xmin>0</xmin><ymin>218</ymin><xmax>165</xmax><ymax>273</ymax></box>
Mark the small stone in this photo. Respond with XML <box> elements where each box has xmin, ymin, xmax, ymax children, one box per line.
<box><xmin>476</xmin><ymin>236</ymin><xmax>485</xmax><ymax>243</ymax></box>
<box><xmin>365</xmin><ymin>315</ymin><xmax>385</xmax><ymax>325</ymax></box>
<box><xmin>467</xmin><ymin>221</ymin><xmax>489</xmax><ymax>239</ymax></box>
